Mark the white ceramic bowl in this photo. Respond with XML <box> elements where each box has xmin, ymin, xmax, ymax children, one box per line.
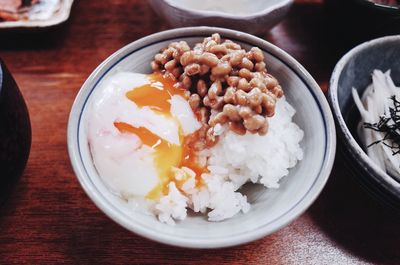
<box><xmin>68</xmin><ymin>27</ymin><xmax>336</xmax><ymax>248</ymax></box>
<box><xmin>148</xmin><ymin>0</ymin><xmax>293</xmax><ymax>35</ymax></box>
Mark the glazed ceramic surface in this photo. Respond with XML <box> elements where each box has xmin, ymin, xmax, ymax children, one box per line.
<box><xmin>329</xmin><ymin>35</ymin><xmax>400</xmax><ymax>210</ymax></box>
<box><xmin>355</xmin><ymin>0</ymin><xmax>400</xmax><ymax>13</ymax></box>
<box><xmin>0</xmin><ymin>60</ymin><xmax>31</xmax><ymax>205</ymax></box>
<box><xmin>148</xmin><ymin>0</ymin><xmax>293</xmax><ymax>35</ymax></box>
<box><xmin>68</xmin><ymin>27</ymin><xmax>336</xmax><ymax>248</ymax></box>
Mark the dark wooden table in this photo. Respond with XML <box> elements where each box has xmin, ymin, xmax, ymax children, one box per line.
<box><xmin>1</xmin><ymin>1</ymin><xmax>399</xmax><ymax>264</ymax></box>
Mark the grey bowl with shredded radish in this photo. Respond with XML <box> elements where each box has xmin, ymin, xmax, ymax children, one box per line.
<box><xmin>68</xmin><ymin>27</ymin><xmax>336</xmax><ymax>248</ymax></box>
<box><xmin>329</xmin><ymin>35</ymin><xmax>400</xmax><ymax>211</ymax></box>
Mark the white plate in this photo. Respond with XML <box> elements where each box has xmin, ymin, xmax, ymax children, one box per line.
<box><xmin>0</xmin><ymin>0</ymin><xmax>73</xmax><ymax>29</ymax></box>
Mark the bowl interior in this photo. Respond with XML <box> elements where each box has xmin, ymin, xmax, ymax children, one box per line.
<box><xmin>337</xmin><ymin>38</ymin><xmax>400</xmax><ymax>155</ymax></box>
<box><xmin>70</xmin><ymin>30</ymin><xmax>332</xmax><ymax>247</ymax></box>
<box><xmin>338</xmin><ymin>39</ymin><xmax>400</xmax><ymax>119</ymax></box>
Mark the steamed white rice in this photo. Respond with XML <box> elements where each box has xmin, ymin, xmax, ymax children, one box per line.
<box><xmin>152</xmin><ymin>97</ymin><xmax>304</xmax><ymax>225</ymax></box>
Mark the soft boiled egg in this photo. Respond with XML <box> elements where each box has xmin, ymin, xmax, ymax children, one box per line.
<box><xmin>87</xmin><ymin>72</ymin><xmax>203</xmax><ymax>200</ymax></box>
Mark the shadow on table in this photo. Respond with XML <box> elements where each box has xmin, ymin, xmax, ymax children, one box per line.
<box><xmin>0</xmin><ymin>23</ymin><xmax>70</xmax><ymax>51</ymax></box>
<box><xmin>309</xmin><ymin>143</ymin><xmax>400</xmax><ymax>264</ymax></box>
<box><xmin>266</xmin><ymin>3</ymin><xmax>400</xmax><ymax>264</ymax></box>
<box><xmin>0</xmin><ymin>171</ymin><xmax>29</xmax><ymax>223</ymax></box>
<box><xmin>264</xmin><ymin>1</ymin><xmax>400</xmax><ymax>92</ymax></box>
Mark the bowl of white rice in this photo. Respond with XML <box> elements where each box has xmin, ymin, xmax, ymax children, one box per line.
<box><xmin>68</xmin><ymin>27</ymin><xmax>336</xmax><ymax>248</ymax></box>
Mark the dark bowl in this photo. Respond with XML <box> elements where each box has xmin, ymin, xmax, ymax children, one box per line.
<box><xmin>328</xmin><ymin>35</ymin><xmax>400</xmax><ymax>211</ymax></box>
<box><xmin>0</xmin><ymin>59</ymin><xmax>31</xmax><ymax>205</ymax></box>
<box><xmin>355</xmin><ymin>0</ymin><xmax>400</xmax><ymax>13</ymax></box>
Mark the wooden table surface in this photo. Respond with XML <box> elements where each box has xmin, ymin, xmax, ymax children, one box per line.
<box><xmin>1</xmin><ymin>0</ymin><xmax>399</xmax><ymax>264</ymax></box>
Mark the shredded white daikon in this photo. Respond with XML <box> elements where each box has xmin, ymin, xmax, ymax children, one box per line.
<box><xmin>352</xmin><ymin>70</ymin><xmax>400</xmax><ymax>181</ymax></box>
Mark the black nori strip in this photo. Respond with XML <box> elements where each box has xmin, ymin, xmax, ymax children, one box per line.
<box><xmin>364</xmin><ymin>95</ymin><xmax>400</xmax><ymax>156</ymax></box>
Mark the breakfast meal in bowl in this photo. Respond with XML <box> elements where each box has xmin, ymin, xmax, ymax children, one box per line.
<box><xmin>87</xmin><ymin>33</ymin><xmax>304</xmax><ymax>225</ymax></box>
<box><xmin>352</xmin><ymin>69</ymin><xmax>400</xmax><ymax>181</ymax></box>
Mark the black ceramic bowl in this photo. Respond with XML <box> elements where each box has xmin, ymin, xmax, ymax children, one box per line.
<box><xmin>356</xmin><ymin>0</ymin><xmax>400</xmax><ymax>13</ymax></box>
<box><xmin>0</xmin><ymin>60</ymin><xmax>31</xmax><ymax>205</ymax></box>
<box><xmin>328</xmin><ymin>35</ymin><xmax>400</xmax><ymax>211</ymax></box>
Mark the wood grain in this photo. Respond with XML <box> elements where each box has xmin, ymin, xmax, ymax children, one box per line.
<box><xmin>0</xmin><ymin>0</ymin><xmax>399</xmax><ymax>264</ymax></box>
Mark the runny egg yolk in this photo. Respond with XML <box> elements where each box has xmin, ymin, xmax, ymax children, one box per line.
<box><xmin>114</xmin><ymin>73</ymin><xmax>206</xmax><ymax>200</ymax></box>
<box><xmin>125</xmin><ymin>73</ymin><xmax>186</xmax><ymax>113</ymax></box>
